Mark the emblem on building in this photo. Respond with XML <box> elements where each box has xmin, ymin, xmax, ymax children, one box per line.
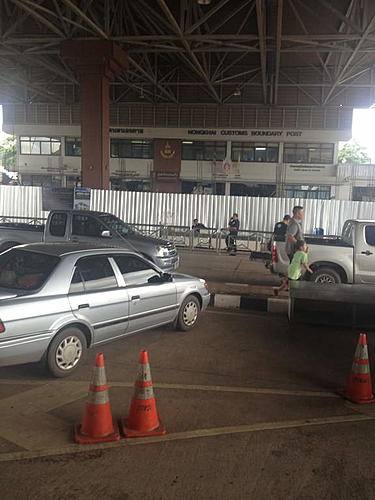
<box><xmin>160</xmin><ymin>141</ymin><xmax>176</xmax><ymax>159</ymax></box>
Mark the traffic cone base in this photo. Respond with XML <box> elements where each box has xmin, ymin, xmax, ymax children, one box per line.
<box><xmin>74</xmin><ymin>421</ymin><xmax>120</xmax><ymax>444</ymax></box>
<box><xmin>120</xmin><ymin>416</ymin><xmax>166</xmax><ymax>438</ymax></box>
<box><xmin>336</xmin><ymin>388</ymin><xmax>375</xmax><ymax>404</ymax></box>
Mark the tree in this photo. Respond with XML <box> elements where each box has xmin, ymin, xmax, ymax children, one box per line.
<box><xmin>338</xmin><ymin>141</ymin><xmax>371</xmax><ymax>164</ymax></box>
<box><xmin>0</xmin><ymin>135</ymin><xmax>16</xmax><ymax>168</ymax></box>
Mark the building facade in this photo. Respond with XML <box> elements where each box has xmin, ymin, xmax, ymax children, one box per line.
<box><xmin>3</xmin><ymin>103</ymin><xmax>356</xmax><ymax>200</ymax></box>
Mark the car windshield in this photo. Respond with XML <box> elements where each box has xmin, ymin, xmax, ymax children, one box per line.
<box><xmin>0</xmin><ymin>249</ymin><xmax>60</xmax><ymax>291</ymax></box>
<box><xmin>98</xmin><ymin>214</ymin><xmax>137</xmax><ymax>237</ymax></box>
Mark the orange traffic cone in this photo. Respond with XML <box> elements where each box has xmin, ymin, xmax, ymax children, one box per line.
<box><xmin>338</xmin><ymin>333</ymin><xmax>375</xmax><ymax>404</ymax></box>
<box><xmin>120</xmin><ymin>350</ymin><xmax>166</xmax><ymax>437</ymax></box>
<box><xmin>75</xmin><ymin>353</ymin><xmax>120</xmax><ymax>444</ymax></box>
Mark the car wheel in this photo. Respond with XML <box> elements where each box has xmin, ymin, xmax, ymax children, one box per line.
<box><xmin>47</xmin><ymin>327</ymin><xmax>87</xmax><ymax>378</ymax></box>
<box><xmin>310</xmin><ymin>267</ymin><xmax>341</xmax><ymax>284</ymax></box>
<box><xmin>177</xmin><ymin>295</ymin><xmax>200</xmax><ymax>331</ymax></box>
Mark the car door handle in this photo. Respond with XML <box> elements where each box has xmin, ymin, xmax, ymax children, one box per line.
<box><xmin>131</xmin><ymin>295</ymin><xmax>140</xmax><ymax>300</ymax></box>
<box><xmin>78</xmin><ymin>303</ymin><xmax>89</xmax><ymax>309</ymax></box>
<box><xmin>361</xmin><ymin>251</ymin><xmax>373</xmax><ymax>255</ymax></box>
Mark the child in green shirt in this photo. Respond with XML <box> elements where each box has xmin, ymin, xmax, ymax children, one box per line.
<box><xmin>275</xmin><ymin>239</ymin><xmax>312</xmax><ymax>294</ymax></box>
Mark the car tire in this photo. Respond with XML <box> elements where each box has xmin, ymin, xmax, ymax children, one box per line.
<box><xmin>47</xmin><ymin>327</ymin><xmax>87</xmax><ymax>378</ymax></box>
<box><xmin>176</xmin><ymin>295</ymin><xmax>200</xmax><ymax>331</ymax></box>
<box><xmin>310</xmin><ymin>267</ymin><xmax>342</xmax><ymax>284</ymax></box>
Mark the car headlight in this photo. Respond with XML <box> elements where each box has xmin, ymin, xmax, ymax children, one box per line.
<box><xmin>156</xmin><ymin>245</ymin><xmax>169</xmax><ymax>257</ymax></box>
<box><xmin>200</xmin><ymin>278</ymin><xmax>209</xmax><ymax>291</ymax></box>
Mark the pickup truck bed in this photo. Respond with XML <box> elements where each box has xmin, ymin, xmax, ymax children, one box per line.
<box><xmin>0</xmin><ymin>223</ymin><xmax>44</xmax><ymax>232</ymax></box>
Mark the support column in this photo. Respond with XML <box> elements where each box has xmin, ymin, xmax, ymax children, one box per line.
<box><xmin>61</xmin><ymin>41</ymin><xmax>128</xmax><ymax>189</ymax></box>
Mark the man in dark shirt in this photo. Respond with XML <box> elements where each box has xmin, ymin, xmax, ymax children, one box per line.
<box><xmin>192</xmin><ymin>218</ymin><xmax>206</xmax><ymax>234</ymax></box>
<box><xmin>226</xmin><ymin>213</ymin><xmax>240</xmax><ymax>255</ymax></box>
<box><xmin>273</xmin><ymin>215</ymin><xmax>291</xmax><ymax>238</ymax></box>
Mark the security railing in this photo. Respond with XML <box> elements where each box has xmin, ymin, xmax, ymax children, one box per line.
<box><xmin>0</xmin><ymin>215</ymin><xmax>46</xmax><ymax>225</ymax></box>
<box><xmin>128</xmin><ymin>222</ymin><xmax>273</xmax><ymax>253</ymax></box>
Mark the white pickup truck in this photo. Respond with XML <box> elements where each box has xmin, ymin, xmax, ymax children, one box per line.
<box><xmin>271</xmin><ymin>219</ymin><xmax>375</xmax><ymax>284</ymax></box>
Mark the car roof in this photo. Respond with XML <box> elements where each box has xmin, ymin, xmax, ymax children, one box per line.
<box><xmin>14</xmin><ymin>242</ymin><xmax>134</xmax><ymax>257</ymax></box>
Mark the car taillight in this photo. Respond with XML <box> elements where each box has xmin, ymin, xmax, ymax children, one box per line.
<box><xmin>0</xmin><ymin>321</ymin><xmax>5</xmax><ymax>333</ymax></box>
<box><xmin>271</xmin><ymin>245</ymin><xmax>278</xmax><ymax>263</ymax></box>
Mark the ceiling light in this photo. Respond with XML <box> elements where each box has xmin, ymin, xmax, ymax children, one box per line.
<box><xmin>197</xmin><ymin>0</ymin><xmax>211</xmax><ymax>4</ymax></box>
<box><xmin>233</xmin><ymin>87</ymin><xmax>241</xmax><ymax>96</ymax></box>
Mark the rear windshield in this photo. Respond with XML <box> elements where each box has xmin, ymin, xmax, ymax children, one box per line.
<box><xmin>0</xmin><ymin>249</ymin><xmax>60</xmax><ymax>291</ymax></box>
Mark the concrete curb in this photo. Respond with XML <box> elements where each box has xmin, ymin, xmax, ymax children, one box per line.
<box><xmin>210</xmin><ymin>293</ymin><xmax>289</xmax><ymax>314</ymax></box>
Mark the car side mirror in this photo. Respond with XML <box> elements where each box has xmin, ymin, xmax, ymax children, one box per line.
<box><xmin>101</xmin><ymin>230</ymin><xmax>112</xmax><ymax>238</ymax></box>
<box><xmin>162</xmin><ymin>272</ymin><xmax>173</xmax><ymax>282</ymax></box>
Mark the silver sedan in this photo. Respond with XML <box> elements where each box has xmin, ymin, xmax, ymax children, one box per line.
<box><xmin>0</xmin><ymin>243</ymin><xmax>210</xmax><ymax>377</ymax></box>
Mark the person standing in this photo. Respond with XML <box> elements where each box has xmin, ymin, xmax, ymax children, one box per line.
<box><xmin>268</xmin><ymin>214</ymin><xmax>291</xmax><ymax>251</ymax></box>
<box><xmin>285</xmin><ymin>206</ymin><xmax>304</xmax><ymax>261</ymax></box>
<box><xmin>273</xmin><ymin>215</ymin><xmax>291</xmax><ymax>238</ymax></box>
<box><xmin>226</xmin><ymin>213</ymin><xmax>240</xmax><ymax>255</ymax></box>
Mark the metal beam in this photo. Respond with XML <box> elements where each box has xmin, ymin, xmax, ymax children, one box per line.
<box><xmin>323</xmin><ymin>13</ymin><xmax>375</xmax><ymax>104</ymax></box>
<box><xmin>317</xmin><ymin>0</ymin><xmax>362</xmax><ymax>34</ymax></box>
<box><xmin>273</xmin><ymin>0</ymin><xmax>283</xmax><ymax>105</ymax></box>
<box><xmin>157</xmin><ymin>0</ymin><xmax>221</xmax><ymax>103</ymax></box>
<box><xmin>288</xmin><ymin>0</ymin><xmax>331</xmax><ymax>79</ymax></box>
<box><xmin>127</xmin><ymin>55</ymin><xmax>178</xmax><ymax>104</ymax></box>
<box><xmin>186</xmin><ymin>0</ymin><xmax>231</xmax><ymax>34</ymax></box>
<box><xmin>61</xmin><ymin>0</ymin><xmax>108</xmax><ymax>39</ymax></box>
<box><xmin>280</xmin><ymin>70</ymin><xmax>321</xmax><ymax>105</ymax></box>
<box><xmin>9</xmin><ymin>0</ymin><xmax>65</xmax><ymax>37</ymax></box>
<box><xmin>255</xmin><ymin>0</ymin><xmax>267</xmax><ymax>103</ymax></box>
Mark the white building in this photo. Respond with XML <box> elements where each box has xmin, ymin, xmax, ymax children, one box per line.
<box><xmin>3</xmin><ymin>102</ymin><xmax>363</xmax><ymax>200</ymax></box>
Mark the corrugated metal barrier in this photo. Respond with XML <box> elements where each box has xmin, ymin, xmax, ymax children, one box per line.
<box><xmin>2</xmin><ymin>184</ymin><xmax>375</xmax><ymax>235</ymax></box>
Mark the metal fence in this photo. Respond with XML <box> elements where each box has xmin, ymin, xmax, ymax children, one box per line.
<box><xmin>3</xmin><ymin>184</ymin><xmax>375</xmax><ymax>236</ymax></box>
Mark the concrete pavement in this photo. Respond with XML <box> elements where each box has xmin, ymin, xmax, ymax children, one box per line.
<box><xmin>177</xmin><ymin>248</ymin><xmax>279</xmax><ymax>286</ymax></box>
<box><xmin>1</xmin><ymin>310</ymin><xmax>374</xmax><ymax>499</ymax></box>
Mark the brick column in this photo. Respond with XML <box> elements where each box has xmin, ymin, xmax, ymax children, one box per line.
<box><xmin>61</xmin><ymin>41</ymin><xmax>128</xmax><ymax>189</ymax></box>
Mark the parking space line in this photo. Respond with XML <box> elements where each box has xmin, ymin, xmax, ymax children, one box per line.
<box><xmin>0</xmin><ymin>413</ymin><xmax>372</xmax><ymax>463</ymax></box>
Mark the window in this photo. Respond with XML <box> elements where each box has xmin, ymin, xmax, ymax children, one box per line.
<box><xmin>283</xmin><ymin>143</ymin><xmax>334</xmax><ymax>164</ymax></box>
<box><xmin>72</xmin><ymin>215</ymin><xmax>106</xmax><ymax>237</ymax></box>
<box><xmin>65</xmin><ymin>137</ymin><xmax>81</xmax><ymax>156</ymax></box>
<box><xmin>0</xmin><ymin>249</ymin><xmax>59</xmax><ymax>291</ymax></box>
<box><xmin>114</xmin><ymin>255</ymin><xmax>160</xmax><ymax>286</ymax></box>
<box><xmin>230</xmin><ymin>183</ymin><xmax>276</xmax><ymax>197</ymax></box>
<box><xmin>20</xmin><ymin>137</ymin><xmax>61</xmax><ymax>156</ymax></box>
<box><xmin>49</xmin><ymin>213</ymin><xmax>67</xmax><ymax>237</ymax></box>
<box><xmin>74</xmin><ymin>256</ymin><xmax>118</xmax><ymax>291</ymax></box>
<box><xmin>182</xmin><ymin>141</ymin><xmax>226</xmax><ymax>161</ymax></box>
<box><xmin>69</xmin><ymin>268</ymin><xmax>85</xmax><ymax>293</ymax></box>
<box><xmin>181</xmin><ymin>181</ymin><xmax>225</xmax><ymax>195</ymax></box>
<box><xmin>21</xmin><ymin>175</ymin><xmax>63</xmax><ymax>187</ymax></box>
<box><xmin>231</xmin><ymin>142</ymin><xmax>279</xmax><ymax>163</ymax></box>
<box><xmin>285</xmin><ymin>185</ymin><xmax>331</xmax><ymax>200</ymax></box>
<box><xmin>365</xmin><ymin>226</ymin><xmax>375</xmax><ymax>246</ymax></box>
<box><xmin>110</xmin><ymin>139</ymin><xmax>153</xmax><ymax>159</ymax></box>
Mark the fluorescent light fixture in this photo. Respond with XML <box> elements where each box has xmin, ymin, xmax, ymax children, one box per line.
<box><xmin>197</xmin><ymin>0</ymin><xmax>211</xmax><ymax>4</ymax></box>
<box><xmin>255</xmin><ymin>147</ymin><xmax>266</xmax><ymax>151</ymax></box>
<box><xmin>131</xmin><ymin>140</ymin><xmax>145</xmax><ymax>144</ymax></box>
<box><xmin>183</xmin><ymin>141</ymin><xmax>193</xmax><ymax>144</ymax></box>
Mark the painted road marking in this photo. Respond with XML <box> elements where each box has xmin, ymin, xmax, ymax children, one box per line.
<box><xmin>0</xmin><ymin>413</ymin><xmax>372</xmax><ymax>463</ymax></box>
<box><xmin>0</xmin><ymin>379</ymin><xmax>339</xmax><ymax>399</ymax></box>
<box><xmin>0</xmin><ymin>379</ymin><xmax>344</xmax><ymax>452</ymax></box>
